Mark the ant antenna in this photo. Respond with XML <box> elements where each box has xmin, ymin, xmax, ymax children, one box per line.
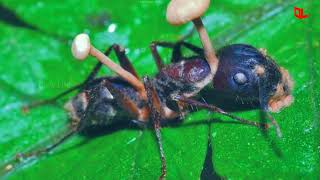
<box><xmin>71</xmin><ymin>33</ymin><xmax>146</xmax><ymax>99</ymax></box>
<box><xmin>22</xmin><ymin>84</ymin><xmax>83</xmax><ymax>113</ymax></box>
<box><xmin>174</xmin><ymin>95</ymin><xmax>270</xmax><ymax>129</ymax></box>
<box><xmin>265</xmin><ymin>111</ymin><xmax>282</xmax><ymax>138</ymax></box>
<box><xmin>258</xmin><ymin>80</ymin><xmax>282</xmax><ymax>138</ymax></box>
<box><xmin>16</xmin><ymin>129</ymin><xmax>77</xmax><ymax>160</ymax></box>
<box><xmin>1</xmin><ymin>128</ymin><xmax>77</xmax><ymax>175</ymax></box>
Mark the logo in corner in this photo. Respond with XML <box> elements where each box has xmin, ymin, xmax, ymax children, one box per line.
<box><xmin>294</xmin><ymin>6</ymin><xmax>309</xmax><ymax>19</ymax></box>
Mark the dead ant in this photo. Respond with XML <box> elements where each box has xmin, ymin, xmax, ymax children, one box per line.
<box><xmin>4</xmin><ymin>0</ymin><xmax>293</xmax><ymax>179</ymax></box>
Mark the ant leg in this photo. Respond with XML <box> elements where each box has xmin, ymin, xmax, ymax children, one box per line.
<box><xmin>1</xmin><ymin>128</ymin><xmax>76</xmax><ymax>174</ymax></box>
<box><xmin>143</xmin><ymin>77</ymin><xmax>166</xmax><ymax>179</ymax></box>
<box><xmin>112</xmin><ymin>44</ymin><xmax>139</xmax><ymax>78</ymax></box>
<box><xmin>82</xmin><ymin>62</ymin><xmax>103</xmax><ymax>86</ymax></box>
<box><xmin>13</xmin><ymin>99</ymin><xmax>97</xmax><ymax>166</ymax></box>
<box><xmin>17</xmin><ymin>94</ymin><xmax>98</xmax><ymax>163</ymax></box>
<box><xmin>1</xmin><ymin>129</ymin><xmax>76</xmax><ymax>174</ymax></box>
<box><xmin>83</xmin><ymin>45</ymin><xmax>114</xmax><ymax>83</ymax></box>
<box><xmin>23</xmin><ymin>46</ymin><xmax>115</xmax><ymax>111</ymax></box>
<box><xmin>171</xmin><ymin>42</ymin><xmax>204</xmax><ymax>63</ymax></box>
<box><xmin>173</xmin><ymin>95</ymin><xmax>270</xmax><ymax>129</ymax></box>
<box><xmin>150</xmin><ymin>41</ymin><xmax>204</xmax><ymax>66</ymax></box>
<box><xmin>87</xmin><ymin>44</ymin><xmax>139</xmax><ymax>82</ymax></box>
<box><xmin>265</xmin><ymin>111</ymin><xmax>282</xmax><ymax>138</ymax></box>
<box><xmin>150</xmin><ymin>41</ymin><xmax>175</xmax><ymax>70</ymax></box>
<box><xmin>149</xmin><ymin>28</ymin><xmax>195</xmax><ymax>70</ymax></box>
<box><xmin>178</xmin><ymin>42</ymin><xmax>204</xmax><ymax>56</ymax></box>
<box><xmin>14</xmin><ymin>129</ymin><xmax>77</xmax><ymax>163</ymax></box>
<box><xmin>22</xmin><ymin>84</ymin><xmax>84</xmax><ymax>112</ymax></box>
<box><xmin>100</xmin><ymin>79</ymin><xmax>149</xmax><ymax>124</ymax></box>
<box><xmin>24</xmin><ymin>51</ymin><xmax>109</xmax><ymax>111</ymax></box>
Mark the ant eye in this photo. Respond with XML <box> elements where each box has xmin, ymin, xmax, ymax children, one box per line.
<box><xmin>233</xmin><ymin>72</ymin><xmax>247</xmax><ymax>85</ymax></box>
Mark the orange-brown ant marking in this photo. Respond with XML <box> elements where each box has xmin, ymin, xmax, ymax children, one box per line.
<box><xmin>258</xmin><ymin>48</ymin><xmax>268</xmax><ymax>57</ymax></box>
<box><xmin>102</xmin><ymin>79</ymin><xmax>150</xmax><ymax>122</ymax></box>
<box><xmin>268</xmin><ymin>67</ymin><xmax>294</xmax><ymax>112</ymax></box>
<box><xmin>254</xmin><ymin>65</ymin><xmax>265</xmax><ymax>76</ymax></box>
<box><xmin>64</xmin><ymin>92</ymin><xmax>88</xmax><ymax>129</ymax></box>
<box><xmin>280</xmin><ymin>67</ymin><xmax>294</xmax><ymax>91</ymax></box>
<box><xmin>268</xmin><ymin>89</ymin><xmax>293</xmax><ymax>112</ymax></box>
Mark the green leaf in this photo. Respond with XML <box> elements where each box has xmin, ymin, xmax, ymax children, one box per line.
<box><xmin>0</xmin><ymin>0</ymin><xmax>319</xmax><ymax>179</ymax></box>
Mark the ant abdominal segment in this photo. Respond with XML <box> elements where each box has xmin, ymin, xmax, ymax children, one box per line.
<box><xmin>5</xmin><ymin>0</ymin><xmax>294</xmax><ymax>179</ymax></box>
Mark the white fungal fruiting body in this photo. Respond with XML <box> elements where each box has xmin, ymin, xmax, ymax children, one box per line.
<box><xmin>166</xmin><ymin>0</ymin><xmax>210</xmax><ymax>25</ymax></box>
<box><xmin>70</xmin><ymin>33</ymin><xmax>145</xmax><ymax>97</ymax></box>
<box><xmin>71</xmin><ymin>33</ymin><xmax>91</xmax><ymax>60</ymax></box>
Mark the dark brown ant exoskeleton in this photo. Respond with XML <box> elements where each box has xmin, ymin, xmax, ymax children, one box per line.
<box><xmin>4</xmin><ymin>0</ymin><xmax>293</xmax><ymax>179</ymax></box>
<box><xmin>212</xmin><ymin>44</ymin><xmax>293</xmax><ymax>114</ymax></box>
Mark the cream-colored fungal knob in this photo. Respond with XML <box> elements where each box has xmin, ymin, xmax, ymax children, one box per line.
<box><xmin>71</xmin><ymin>33</ymin><xmax>91</xmax><ymax>60</ymax></box>
<box><xmin>166</xmin><ymin>0</ymin><xmax>210</xmax><ymax>25</ymax></box>
<box><xmin>166</xmin><ymin>0</ymin><xmax>218</xmax><ymax>76</ymax></box>
<box><xmin>71</xmin><ymin>33</ymin><xmax>145</xmax><ymax>95</ymax></box>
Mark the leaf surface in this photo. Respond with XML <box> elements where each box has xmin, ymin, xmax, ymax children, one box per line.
<box><xmin>0</xmin><ymin>0</ymin><xmax>319</xmax><ymax>179</ymax></box>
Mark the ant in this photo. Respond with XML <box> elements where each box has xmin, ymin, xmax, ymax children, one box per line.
<box><xmin>3</xmin><ymin>0</ymin><xmax>293</xmax><ymax>179</ymax></box>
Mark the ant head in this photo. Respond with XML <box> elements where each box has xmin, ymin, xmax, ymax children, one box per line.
<box><xmin>213</xmin><ymin>44</ymin><xmax>293</xmax><ymax>112</ymax></box>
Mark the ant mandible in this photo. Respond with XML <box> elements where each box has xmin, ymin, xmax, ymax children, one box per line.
<box><xmin>8</xmin><ymin>0</ymin><xmax>293</xmax><ymax>179</ymax></box>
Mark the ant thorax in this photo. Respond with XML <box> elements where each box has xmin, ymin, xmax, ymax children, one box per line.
<box><xmin>153</xmin><ymin>57</ymin><xmax>212</xmax><ymax>113</ymax></box>
<box><xmin>154</xmin><ymin>57</ymin><xmax>212</xmax><ymax>98</ymax></box>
